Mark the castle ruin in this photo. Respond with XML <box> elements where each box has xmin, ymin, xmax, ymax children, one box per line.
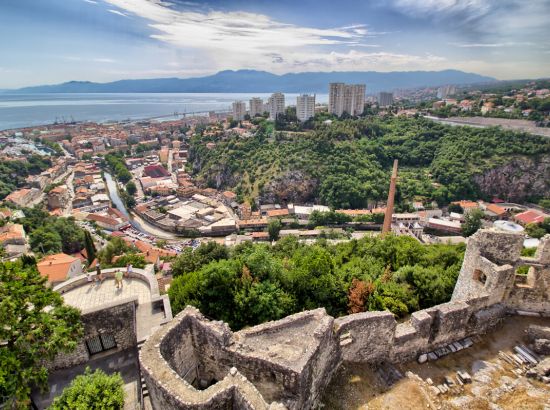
<box><xmin>139</xmin><ymin>229</ymin><xmax>550</xmax><ymax>409</ymax></box>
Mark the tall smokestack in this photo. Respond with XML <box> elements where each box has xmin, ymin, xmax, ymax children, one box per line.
<box><xmin>382</xmin><ymin>159</ymin><xmax>398</xmax><ymax>235</ymax></box>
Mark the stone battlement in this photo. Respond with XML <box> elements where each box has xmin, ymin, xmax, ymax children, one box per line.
<box><xmin>139</xmin><ymin>230</ymin><xmax>550</xmax><ymax>409</ymax></box>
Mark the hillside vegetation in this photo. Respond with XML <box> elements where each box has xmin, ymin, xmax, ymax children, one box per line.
<box><xmin>189</xmin><ymin>116</ymin><xmax>550</xmax><ymax>207</ymax></box>
<box><xmin>168</xmin><ymin>235</ymin><xmax>465</xmax><ymax>330</ymax></box>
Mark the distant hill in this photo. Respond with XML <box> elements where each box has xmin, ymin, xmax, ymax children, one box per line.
<box><xmin>10</xmin><ymin>69</ymin><xmax>495</xmax><ymax>94</ymax></box>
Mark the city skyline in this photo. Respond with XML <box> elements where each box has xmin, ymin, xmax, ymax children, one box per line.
<box><xmin>1</xmin><ymin>0</ymin><xmax>549</xmax><ymax>88</ymax></box>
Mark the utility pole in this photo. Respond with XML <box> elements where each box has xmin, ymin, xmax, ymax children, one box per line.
<box><xmin>382</xmin><ymin>159</ymin><xmax>398</xmax><ymax>236</ymax></box>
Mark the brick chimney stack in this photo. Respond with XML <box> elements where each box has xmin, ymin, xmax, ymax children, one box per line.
<box><xmin>382</xmin><ymin>159</ymin><xmax>398</xmax><ymax>235</ymax></box>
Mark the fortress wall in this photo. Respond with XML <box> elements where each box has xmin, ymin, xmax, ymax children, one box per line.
<box><xmin>295</xmin><ymin>316</ymin><xmax>341</xmax><ymax>410</ymax></box>
<box><xmin>140</xmin><ymin>231</ymin><xmax>550</xmax><ymax>410</ymax></box>
<box><xmin>334</xmin><ymin>311</ymin><xmax>396</xmax><ymax>363</ymax></box>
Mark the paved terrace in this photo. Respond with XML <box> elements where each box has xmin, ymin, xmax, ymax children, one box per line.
<box><xmin>56</xmin><ymin>267</ymin><xmax>172</xmax><ymax>341</ymax></box>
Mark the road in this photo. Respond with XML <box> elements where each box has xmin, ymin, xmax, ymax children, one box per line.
<box><xmin>424</xmin><ymin>115</ymin><xmax>550</xmax><ymax>138</ymax></box>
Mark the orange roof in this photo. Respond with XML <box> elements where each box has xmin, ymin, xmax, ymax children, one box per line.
<box><xmin>238</xmin><ymin>218</ymin><xmax>268</xmax><ymax>227</ymax></box>
<box><xmin>267</xmin><ymin>209</ymin><xmax>289</xmax><ymax>217</ymax></box>
<box><xmin>515</xmin><ymin>210</ymin><xmax>546</xmax><ymax>225</ymax></box>
<box><xmin>452</xmin><ymin>200</ymin><xmax>478</xmax><ymax>209</ymax></box>
<box><xmin>223</xmin><ymin>191</ymin><xmax>237</xmax><ymax>199</ymax></box>
<box><xmin>485</xmin><ymin>204</ymin><xmax>506</xmax><ymax>216</ymax></box>
<box><xmin>0</xmin><ymin>224</ymin><xmax>25</xmax><ymax>244</ymax></box>
<box><xmin>37</xmin><ymin>253</ymin><xmax>78</xmax><ymax>283</ymax></box>
<box><xmin>5</xmin><ymin>188</ymin><xmax>31</xmax><ymax>202</ymax></box>
<box><xmin>251</xmin><ymin>231</ymin><xmax>269</xmax><ymax>238</ymax></box>
<box><xmin>50</xmin><ymin>186</ymin><xmax>67</xmax><ymax>194</ymax></box>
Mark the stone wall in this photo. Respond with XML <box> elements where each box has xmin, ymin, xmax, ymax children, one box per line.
<box><xmin>140</xmin><ymin>230</ymin><xmax>550</xmax><ymax>410</ymax></box>
<box><xmin>49</xmin><ymin>297</ymin><xmax>137</xmax><ymax>370</ymax></box>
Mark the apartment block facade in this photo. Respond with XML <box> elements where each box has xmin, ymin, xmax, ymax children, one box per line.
<box><xmin>267</xmin><ymin>92</ymin><xmax>285</xmax><ymax>120</ymax></box>
<box><xmin>296</xmin><ymin>94</ymin><xmax>315</xmax><ymax>122</ymax></box>
<box><xmin>378</xmin><ymin>92</ymin><xmax>394</xmax><ymax>107</ymax></box>
<box><xmin>249</xmin><ymin>97</ymin><xmax>265</xmax><ymax>117</ymax></box>
<box><xmin>232</xmin><ymin>101</ymin><xmax>246</xmax><ymax>121</ymax></box>
<box><xmin>328</xmin><ymin>83</ymin><xmax>366</xmax><ymax>116</ymax></box>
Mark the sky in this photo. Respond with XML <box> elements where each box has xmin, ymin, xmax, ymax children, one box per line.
<box><xmin>1</xmin><ymin>0</ymin><xmax>549</xmax><ymax>88</ymax></box>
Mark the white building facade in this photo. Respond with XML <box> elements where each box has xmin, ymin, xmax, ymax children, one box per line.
<box><xmin>328</xmin><ymin>83</ymin><xmax>366</xmax><ymax>116</ymax></box>
<box><xmin>249</xmin><ymin>97</ymin><xmax>264</xmax><ymax>118</ymax></box>
<box><xmin>232</xmin><ymin>101</ymin><xmax>247</xmax><ymax>121</ymax></box>
<box><xmin>296</xmin><ymin>94</ymin><xmax>315</xmax><ymax>122</ymax></box>
<box><xmin>267</xmin><ymin>92</ymin><xmax>285</xmax><ymax>120</ymax></box>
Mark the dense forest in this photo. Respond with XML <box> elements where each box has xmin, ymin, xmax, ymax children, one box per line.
<box><xmin>189</xmin><ymin>116</ymin><xmax>550</xmax><ymax>208</ymax></box>
<box><xmin>168</xmin><ymin>235</ymin><xmax>465</xmax><ymax>330</ymax></box>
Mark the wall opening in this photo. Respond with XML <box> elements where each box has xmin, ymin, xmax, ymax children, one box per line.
<box><xmin>514</xmin><ymin>265</ymin><xmax>535</xmax><ymax>288</ymax></box>
<box><xmin>472</xmin><ymin>269</ymin><xmax>487</xmax><ymax>285</ymax></box>
<box><xmin>86</xmin><ymin>333</ymin><xmax>117</xmax><ymax>355</ymax></box>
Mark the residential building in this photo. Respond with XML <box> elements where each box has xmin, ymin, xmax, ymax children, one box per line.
<box><xmin>437</xmin><ymin>85</ymin><xmax>456</xmax><ymax>99</ymax></box>
<box><xmin>296</xmin><ymin>94</ymin><xmax>315</xmax><ymax>122</ymax></box>
<box><xmin>514</xmin><ymin>210</ymin><xmax>548</xmax><ymax>225</ymax></box>
<box><xmin>267</xmin><ymin>92</ymin><xmax>285</xmax><ymax>120</ymax></box>
<box><xmin>37</xmin><ymin>253</ymin><xmax>82</xmax><ymax>285</ymax></box>
<box><xmin>232</xmin><ymin>101</ymin><xmax>247</xmax><ymax>121</ymax></box>
<box><xmin>47</xmin><ymin>185</ymin><xmax>68</xmax><ymax>210</ymax></box>
<box><xmin>378</xmin><ymin>92</ymin><xmax>394</xmax><ymax>107</ymax></box>
<box><xmin>4</xmin><ymin>188</ymin><xmax>41</xmax><ymax>207</ymax></box>
<box><xmin>249</xmin><ymin>97</ymin><xmax>265</xmax><ymax>117</ymax></box>
<box><xmin>328</xmin><ymin>83</ymin><xmax>366</xmax><ymax>116</ymax></box>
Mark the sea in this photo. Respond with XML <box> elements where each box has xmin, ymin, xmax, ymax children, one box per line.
<box><xmin>0</xmin><ymin>93</ymin><xmax>329</xmax><ymax>131</ymax></box>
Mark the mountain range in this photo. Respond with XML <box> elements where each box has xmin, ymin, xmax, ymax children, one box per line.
<box><xmin>10</xmin><ymin>69</ymin><xmax>495</xmax><ymax>94</ymax></box>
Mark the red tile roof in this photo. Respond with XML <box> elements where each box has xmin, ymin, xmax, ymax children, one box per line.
<box><xmin>514</xmin><ymin>210</ymin><xmax>546</xmax><ymax>225</ymax></box>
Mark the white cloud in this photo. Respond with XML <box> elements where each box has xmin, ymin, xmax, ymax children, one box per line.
<box><xmin>102</xmin><ymin>0</ymin><xmax>452</xmax><ymax>74</ymax></box>
<box><xmin>108</xmin><ymin>9</ymin><xmax>130</xmax><ymax>18</ymax></box>
<box><xmin>389</xmin><ymin>0</ymin><xmax>491</xmax><ymax>21</ymax></box>
<box><xmin>83</xmin><ymin>0</ymin><xmax>98</xmax><ymax>4</ymax></box>
<box><xmin>63</xmin><ymin>56</ymin><xmax>116</xmax><ymax>63</ymax></box>
<box><xmin>450</xmin><ymin>42</ymin><xmax>535</xmax><ymax>48</ymax></box>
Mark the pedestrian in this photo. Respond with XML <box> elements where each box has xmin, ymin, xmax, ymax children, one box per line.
<box><xmin>125</xmin><ymin>263</ymin><xmax>133</xmax><ymax>279</ymax></box>
<box><xmin>115</xmin><ymin>269</ymin><xmax>124</xmax><ymax>289</ymax></box>
<box><xmin>87</xmin><ymin>271</ymin><xmax>94</xmax><ymax>288</ymax></box>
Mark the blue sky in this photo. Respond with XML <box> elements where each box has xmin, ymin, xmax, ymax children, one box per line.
<box><xmin>1</xmin><ymin>0</ymin><xmax>549</xmax><ymax>87</ymax></box>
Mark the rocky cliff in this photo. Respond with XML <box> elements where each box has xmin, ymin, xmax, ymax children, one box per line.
<box><xmin>259</xmin><ymin>171</ymin><xmax>318</xmax><ymax>204</ymax></box>
<box><xmin>474</xmin><ymin>155</ymin><xmax>550</xmax><ymax>202</ymax></box>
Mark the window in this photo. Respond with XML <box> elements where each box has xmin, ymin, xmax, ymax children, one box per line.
<box><xmin>86</xmin><ymin>333</ymin><xmax>117</xmax><ymax>355</ymax></box>
<box><xmin>472</xmin><ymin>269</ymin><xmax>486</xmax><ymax>285</ymax></box>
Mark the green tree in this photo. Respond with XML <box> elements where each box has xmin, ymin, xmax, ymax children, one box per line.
<box><xmin>29</xmin><ymin>227</ymin><xmax>63</xmax><ymax>254</ymax></box>
<box><xmin>125</xmin><ymin>181</ymin><xmax>137</xmax><ymax>196</ymax></box>
<box><xmin>267</xmin><ymin>219</ymin><xmax>282</xmax><ymax>241</ymax></box>
<box><xmin>0</xmin><ymin>262</ymin><xmax>83</xmax><ymax>407</ymax></box>
<box><xmin>171</xmin><ymin>242</ymin><xmax>229</xmax><ymax>277</ymax></box>
<box><xmin>525</xmin><ymin>222</ymin><xmax>546</xmax><ymax>239</ymax></box>
<box><xmin>461</xmin><ymin>209</ymin><xmax>484</xmax><ymax>237</ymax></box>
<box><xmin>97</xmin><ymin>237</ymin><xmax>130</xmax><ymax>266</ymax></box>
<box><xmin>84</xmin><ymin>230</ymin><xmax>96</xmax><ymax>265</ymax></box>
<box><xmin>49</xmin><ymin>367</ymin><xmax>124</xmax><ymax>410</ymax></box>
<box><xmin>447</xmin><ymin>203</ymin><xmax>464</xmax><ymax>214</ymax></box>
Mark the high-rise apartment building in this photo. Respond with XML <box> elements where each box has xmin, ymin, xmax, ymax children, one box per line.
<box><xmin>296</xmin><ymin>94</ymin><xmax>315</xmax><ymax>122</ymax></box>
<box><xmin>328</xmin><ymin>83</ymin><xmax>366</xmax><ymax>116</ymax></box>
<box><xmin>249</xmin><ymin>97</ymin><xmax>264</xmax><ymax>118</ymax></box>
<box><xmin>232</xmin><ymin>101</ymin><xmax>246</xmax><ymax>121</ymax></box>
<box><xmin>437</xmin><ymin>85</ymin><xmax>456</xmax><ymax>99</ymax></box>
<box><xmin>378</xmin><ymin>92</ymin><xmax>394</xmax><ymax>107</ymax></box>
<box><xmin>267</xmin><ymin>92</ymin><xmax>285</xmax><ymax>120</ymax></box>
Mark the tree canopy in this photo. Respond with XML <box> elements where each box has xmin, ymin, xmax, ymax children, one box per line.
<box><xmin>189</xmin><ymin>116</ymin><xmax>550</xmax><ymax>208</ymax></box>
<box><xmin>49</xmin><ymin>367</ymin><xmax>124</xmax><ymax>410</ymax></box>
<box><xmin>168</xmin><ymin>235</ymin><xmax>465</xmax><ymax>330</ymax></box>
<box><xmin>0</xmin><ymin>261</ymin><xmax>83</xmax><ymax>408</ymax></box>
